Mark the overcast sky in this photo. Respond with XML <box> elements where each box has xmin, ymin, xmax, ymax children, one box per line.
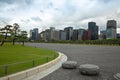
<box><xmin>0</xmin><ymin>0</ymin><xmax>120</xmax><ymax>33</ymax></box>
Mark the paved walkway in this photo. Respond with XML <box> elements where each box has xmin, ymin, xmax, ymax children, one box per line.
<box><xmin>25</xmin><ymin>43</ymin><xmax>120</xmax><ymax>80</ymax></box>
<box><xmin>22</xmin><ymin>52</ymin><xmax>67</xmax><ymax>80</ymax></box>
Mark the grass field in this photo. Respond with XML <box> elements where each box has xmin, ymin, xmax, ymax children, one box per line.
<box><xmin>0</xmin><ymin>43</ymin><xmax>58</xmax><ymax>77</ymax></box>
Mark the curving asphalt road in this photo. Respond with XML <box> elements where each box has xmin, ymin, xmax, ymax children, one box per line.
<box><xmin>25</xmin><ymin>43</ymin><xmax>120</xmax><ymax>80</ymax></box>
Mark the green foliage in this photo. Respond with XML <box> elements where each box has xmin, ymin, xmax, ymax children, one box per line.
<box><xmin>0</xmin><ymin>25</ymin><xmax>13</xmax><ymax>46</ymax></box>
<box><xmin>0</xmin><ymin>23</ymin><xmax>28</xmax><ymax>46</ymax></box>
<box><xmin>19</xmin><ymin>31</ymin><xmax>27</xmax><ymax>41</ymax></box>
<box><xmin>39</xmin><ymin>39</ymin><xmax>120</xmax><ymax>46</ymax></box>
<box><xmin>17</xmin><ymin>31</ymin><xmax>28</xmax><ymax>46</ymax></box>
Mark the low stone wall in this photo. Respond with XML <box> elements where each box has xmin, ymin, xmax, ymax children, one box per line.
<box><xmin>0</xmin><ymin>52</ymin><xmax>62</xmax><ymax>80</ymax></box>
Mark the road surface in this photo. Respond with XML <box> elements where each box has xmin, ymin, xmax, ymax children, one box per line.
<box><xmin>25</xmin><ymin>43</ymin><xmax>120</xmax><ymax>80</ymax></box>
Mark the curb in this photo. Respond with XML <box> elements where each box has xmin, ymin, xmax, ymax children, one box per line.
<box><xmin>0</xmin><ymin>52</ymin><xmax>67</xmax><ymax>80</ymax></box>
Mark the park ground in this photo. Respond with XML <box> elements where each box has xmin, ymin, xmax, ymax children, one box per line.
<box><xmin>0</xmin><ymin>43</ymin><xmax>58</xmax><ymax>77</ymax></box>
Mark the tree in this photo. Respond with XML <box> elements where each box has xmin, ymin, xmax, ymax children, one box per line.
<box><xmin>0</xmin><ymin>27</ymin><xmax>3</xmax><ymax>42</ymax></box>
<box><xmin>0</xmin><ymin>25</ymin><xmax>12</xmax><ymax>46</ymax></box>
<box><xmin>19</xmin><ymin>31</ymin><xmax>28</xmax><ymax>46</ymax></box>
<box><xmin>12</xmin><ymin>23</ymin><xmax>20</xmax><ymax>45</ymax></box>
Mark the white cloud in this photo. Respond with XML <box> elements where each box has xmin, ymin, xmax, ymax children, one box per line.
<box><xmin>0</xmin><ymin>0</ymin><xmax>120</xmax><ymax>33</ymax></box>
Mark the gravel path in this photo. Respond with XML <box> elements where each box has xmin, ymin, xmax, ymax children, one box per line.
<box><xmin>25</xmin><ymin>43</ymin><xmax>120</xmax><ymax>80</ymax></box>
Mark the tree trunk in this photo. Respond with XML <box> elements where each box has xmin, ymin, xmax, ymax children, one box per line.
<box><xmin>12</xmin><ymin>38</ymin><xmax>15</xmax><ymax>45</ymax></box>
<box><xmin>13</xmin><ymin>30</ymin><xmax>17</xmax><ymax>45</ymax></box>
<box><xmin>0</xmin><ymin>33</ymin><xmax>7</xmax><ymax>46</ymax></box>
<box><xmin>0</xmin><ymin>41</ymin><xmax>5</xmax><ymax>46</ymax></box>
<box><xmin>22</xmin><ymin>41</ymin><xmax>24</xmax><ymax>46</ymax></box>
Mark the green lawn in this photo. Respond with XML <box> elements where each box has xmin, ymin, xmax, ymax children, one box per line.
<box><xmin>0</xmin><ymin>43</ymin><xmax>58</xmax><ymax>77</ymax></box>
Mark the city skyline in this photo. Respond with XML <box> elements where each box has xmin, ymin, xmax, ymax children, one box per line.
<box><xmin>0</xmin><ymin>0</ymin><xmax>120</xmax><ymax>33</ymax></box>
<box><xmin>29</xmin><ymin>20</ymin><xmax>117</xmax><ymax>41</ymax></box>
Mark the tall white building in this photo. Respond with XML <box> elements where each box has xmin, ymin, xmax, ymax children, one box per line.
<box><xmin>53</xmin><ymin>30</ymin><xmax>60</xmax><ymax>40</ymax></box>
<box><xmin>50</xmin><ymin>27</ymin><xmax>55</xmax><ymax>40</ymax></box>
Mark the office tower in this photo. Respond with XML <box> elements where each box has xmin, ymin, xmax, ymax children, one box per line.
<box><xmin>40</xmin><ymin>31</ymin><xmax>46</xmax><ymax>40</ymax></box>
<box><xmin>106</xmin><ymin>20</ymin><xmax>117</xmax><ymax>39</ymax></box>
<box><xmin>29</xmin><ymin>28</ymin><xmax>39</xmax><ymax>41</ymax></box>
<box><xmin>106</xmin><ymin>28</ymin><xmax>116</xmax><ymax>39</ymax></box>
<box><xmin>64</xmin><ymin>27</ymin><xmax>73</xmax><ymax>40</ymax></box>
<box><xmin>116</xmin><ymin>33</ymin><xmax>120</xmax><ymax>39</ymax></box>
<box><xmin>45</xmin><ymin>29</ymin><xmax>50</xmax><ymax>41</ymax></box>
<box><xmin>88</xmin><ymin>22</ymin><xmax>98</xmax><ymax>40</ymax></box>
<box><xmin>30</xmin><ymin>30</ymin><xmax>33</xmax><ymax>39</ymax></box>
<box><xmin>73</xmin><ymin>29</ymin><xmax>78</xmax><ymax>40</ymax></box>
<box><xmin>33</xmin><ymin>28</ymin><xmax>39</xmax><ymax>40</ymax></box>
<box><xmin>107</xmin><ymin>20</ymin><xmax>117</xmax><ymax>29</ymax></box>
<box><xmin>82</xmin><ymin>30</ymin><xmax>91</xmax><ymax>40</ymax></box>
<box><xmin>30</xmin><ymin>30</ymin><xmax>35</xmax><ymax>40</ymax></box>
<box><xmin>100</xmin><ymin>30</ymin><xmax>106</xmax><ymax>39</ymax></box>
<box><xmin>95</xmin><ymin>25</ymin><xmax>99</xmax><ymax>39</ymax></box>
<box><xmin>59</xmin><ymin>30</ymin><xmax>66</xmax><ymax>40</ymax></box>
<box><xmin>78</xmin><ymin>29</ymin><xmax>85</xmax><ymax>40</ymax></box>
<box><xmin>53</xmin><ymin>30</ymin><xmax>60</xmax><ymax>40</ymax></box>
<box><xmin>50</xmin><ymin>27</ymin><xmax>55</xmax><ymax>40</ymax></box>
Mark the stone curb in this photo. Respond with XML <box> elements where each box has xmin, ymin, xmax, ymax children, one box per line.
<box><xmin>0</xmin><ymin>52</ymin><xmax>67</xmax><ymax>80</ymax></box>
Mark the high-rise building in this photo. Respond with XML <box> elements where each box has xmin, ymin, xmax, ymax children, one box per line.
<box><xmin>30</xmin><ymin>30</ymin><xmax>35</xmax><ymax>40</ymax></box>
<box><xmin>40</xmin><ymin>29</ymin><xmax>51</xmax><ymax>41</ymax></box>
<box><xmin>100</xmin><ymin>30</ymin><xmax>106</xmax><ymax>39</ymax></box>
<box><xmin>82</xmin><ymin>30</ymin><xmax>91</xmax><ymax>40</ymax></box>
<box><xmin>45</xmin><ymin>29</ymin><xmax>50</xmax><ymax>40</ymax></box>
<box><xmin>64</xmin><ymin>27</ymin><xmax>73</xmax><ymax>40</ymax></box>
<box><xmin>50</xmin><ymin>27</ymin><xmax>55</xmax><ymax>40</ymax></box>
<box><xmin>53</xmin><ymin>30</ymin><xmax>60</xmax><ymax>40</ymax></box>
<box><xmin>107</xmin><ymin>20</ymin><xmax>117</xmax><ymax>29</ymax></box>
<box><xmin>106</xmin><ymin>20</ymin><xmax>117</xmax><ymax>39</ymax></box>
<box><xmin>116</xmin><ymin>33</ymin><xmax>120</xmax><ymax>39</ymax></box>
<box><xmin>33</xmin><ymin>28</ymin><xmax>39</xmax><ymax>40</ymax></box>
<box><xmin>106</xmin><ymin>28</ymin><xmax>116</xmax><ymax>39</ymax></box>
<box><xmin>59</xmin><ymin>30</ymin><xmax>66</xmax><ymax>40</ymax></box>
<box><xmin>95</xmin><ymin>25</ymin><xmax>99</xmax><ymax>39</ymax></box>
<box><xmin>78</xmin><ymin>29</ymin><xmax>84</xmax><ymax>40</ymax></box>
<box><xmin>30</xmin><ymin>28</ymin><xmax>39</xmax><ymax>41</ymax></box>
<box><xmin>40</xmin><ymin>31</ymin><xmax>46</xmax><ymax>40</ymax></box>
<box><xmin>73</xmin><ymin>29</ymin><xmax>78</xmax><ymax>40</ymax></box>
<box><xmin>88</xmin><ymin>22</ymin><xmax>98</xmax><ymax>40</ymax></box>
<box><xmin>30</xmin><ymin>30</ymin><xmax>33</xmax><ymax>39</ymax></box>
<box><xmin>40</xmin><ymin>27</ymin><xmax>60</xmax><ymax>41</ymax></box>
